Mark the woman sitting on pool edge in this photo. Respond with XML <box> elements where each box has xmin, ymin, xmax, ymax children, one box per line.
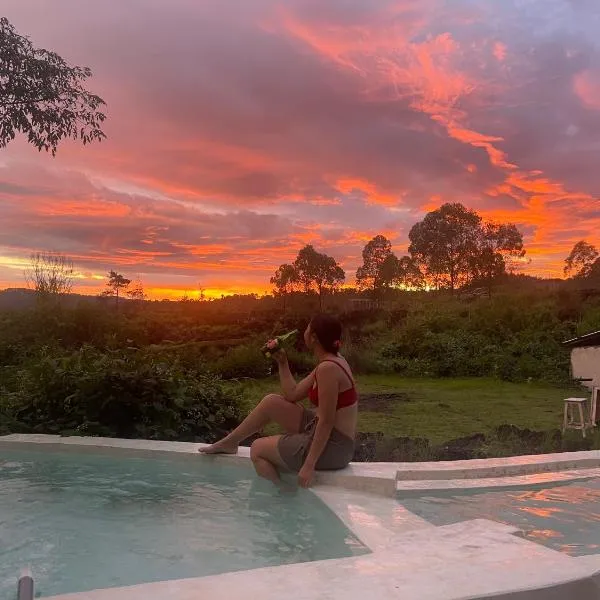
<box><xmin>200</xmin><ymin>314</ymin><xmax>358</xmax><ymax>489</ymax></box>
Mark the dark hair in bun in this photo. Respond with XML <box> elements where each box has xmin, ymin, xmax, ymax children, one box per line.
<box><xmin>310</xmin><ymin>313</ymin><xmax>342</xmax><ymax>354</ymax></box>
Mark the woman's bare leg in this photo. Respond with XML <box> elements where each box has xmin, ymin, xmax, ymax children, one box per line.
<box><xmin>250</xmin><ymin>436</ymin><xmax>289</xmax><ymax>486</ymax></box>
<box><xmin>199</xmin><ymin>394</ymin><xmax>302</xmax><ymax>454</ymax></box>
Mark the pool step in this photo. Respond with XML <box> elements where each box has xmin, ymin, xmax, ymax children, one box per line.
<box><xmin>396</xmin><ymin>467</ymin><xmax>600</xmax><ymax>498</ymax></box>
<box><xmin>395</xmin><ymin>450</ymin><xmax>600</xmax><ymax>481</ymax></box>
<box><xmin>317</xmin><ymin>462</ymin><xmax>398</xmax><ymax>497</ymax></box>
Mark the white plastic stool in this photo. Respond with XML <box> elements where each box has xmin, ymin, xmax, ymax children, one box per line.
<box><xmin>562</xmin><ymin>398</ymin><xmax>592</xmax><ymax>438</ymax></box>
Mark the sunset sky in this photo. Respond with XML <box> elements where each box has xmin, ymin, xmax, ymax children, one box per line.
<box><xmin>1</xmin><ymin>0</ymin><xmax>599</xmax><ymax>299</ymax></box>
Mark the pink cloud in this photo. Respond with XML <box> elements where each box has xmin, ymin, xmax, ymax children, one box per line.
<box><xmin>574</xmin><ymin>70</ymin><xmax>600</xmax><ymax>110</ymax></box>
<box><xmin>0</xmin><ymin>0</ymin><xmax>599</xmax><ymax>295</ymax></box>
<box><xmin>493</xmin><ymin>41</ymin><xmax>507</xmax><ymax>62</ymax></box>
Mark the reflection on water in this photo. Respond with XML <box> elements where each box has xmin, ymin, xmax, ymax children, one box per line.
<box><xmin>400</xmin><ymin>478</ymin><xmax>600</xmax><ymax>556</ymax></box>
<box><xmin>0</xmin><ymin>450</ymin><xmax>367</xmax><ymax>598</ymax></box>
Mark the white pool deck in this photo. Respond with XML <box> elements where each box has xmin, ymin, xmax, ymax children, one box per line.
<box><xmin>2</xmin><ymin>434</ymin><xmax>600</xmax><ymax>600</ymax></box>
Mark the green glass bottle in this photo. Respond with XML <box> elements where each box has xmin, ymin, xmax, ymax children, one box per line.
<box><xmin>261</xmin><ymin>329</ymin><xmax>298</xmax><ymax>358</ymax></box>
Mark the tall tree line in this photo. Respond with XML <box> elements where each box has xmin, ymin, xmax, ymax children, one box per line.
<box><xmin>271</xmin><ymin>203</ymin><xmax>528</xmax><ymax>303</ymax></box>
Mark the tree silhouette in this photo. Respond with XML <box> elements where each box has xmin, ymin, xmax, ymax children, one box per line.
<box><xmin>356</xmin><ymin>235</ymin><xmax>395</xmax><ymax>295</ymax></box>
<box><xmin>564</xmin><ymin>241</ymin><xmax>599</xmax><ymax>279</ymax></box>
<box><xmin>0</xmin><ymin>17</ymin><xmax>106</xmax><ymax>154</ymax></box>
<box><xmin>470</xmin><ymin>223</ymin><xmax>525</xmax><ymax>296</ymax></box>
<box><xmin>102</xmin><ymin>271</ymin><xmax>131</xmax><ymax>309</ymax></box>
<box><xmin>409</xmin><ymin>203</ymin><xmax>524</xmax><ymax>292</ymax></box>
<box><xmin>395</xmin><ymin>256</ymin><xmax>425</xmax><ymax>290</ymax></box>
<box><xmin>409</xmin><ymin>203</ymin><xmax>481</xmax><ymax>291</ymax></box>
<box><xmin>270</xmin><ymin>263</ymin><xmax>297</xmax><ymax>311</ymax></box>
<box><xmin>293</xmin><ymin>245</ymin><xmax>345</xmax><ymax>310</ymax></box>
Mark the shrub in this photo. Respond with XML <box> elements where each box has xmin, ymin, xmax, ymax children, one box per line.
<box><xmin>2</xmin><ymin>345</ymin><xmax>241</xmax><ymax>441</ymax></box>
<box><xmin>213</xmin><ymin>344</ymin><xmax>271</xmax><ymax>380</ymax></box>
<box><xmin>342</xmin><ymin>339</ymin><xmax>389</xmax><ymax>375</ymax></box>
<box><xmin>577</xmin><ymin>302</ymin><xmax>600</xmax><ymax>336</ymax></box>
<box><xmin>285</xmin><ymin>347</ymin><xmax>315</xmax><ymax>376</ymax></box>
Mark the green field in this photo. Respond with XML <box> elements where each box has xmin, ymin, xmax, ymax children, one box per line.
<box><xmin>234</xmin><ymin>375</ymin><xmax>584</xmax><ymax>443</ymax></box>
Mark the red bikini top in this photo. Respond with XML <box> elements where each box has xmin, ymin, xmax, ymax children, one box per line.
<box><xmin>308</xmin><ymin>359</ymin><xmax>358</xmax><ymax>409</ymax></box>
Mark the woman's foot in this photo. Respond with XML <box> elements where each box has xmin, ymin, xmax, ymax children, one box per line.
<box><xmin>198</xmin><ymin>441</ymin><xmax>239</xmax><ymax>455</ymax></box>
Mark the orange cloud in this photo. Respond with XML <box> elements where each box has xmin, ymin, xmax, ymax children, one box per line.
<box><xmin>35</xmin><ymin>199</ymin><xmax>131</xmax><ymax>218</ymax></box>
<box><xmin>334</xmin><ymin>178</ymin><xmax>400</xmax><ymax>206</ymax></box>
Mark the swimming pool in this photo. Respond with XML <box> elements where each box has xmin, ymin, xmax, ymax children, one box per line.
<box><xmin>399</xmin><ymin>478</ymin><xmax>600</xmax><ymax>556</ymax></box>
<box><xmin>0</xmin><ymin>448</ymin><xmax>368</xmax><ymax>598</ymax></box>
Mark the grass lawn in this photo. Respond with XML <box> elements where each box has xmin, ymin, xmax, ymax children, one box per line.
<box><xmin>232</xmin><ymin>375</ymin><xmax>584</xmax><ymax>443</ymax></box>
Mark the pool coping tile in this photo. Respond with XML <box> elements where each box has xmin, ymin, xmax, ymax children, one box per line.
<box><xmin>396</xmin><ymin>467</ymin><xmax>600</xmax><ymax>497</ymax></box>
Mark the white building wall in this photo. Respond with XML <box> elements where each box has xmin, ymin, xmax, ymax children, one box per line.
<box><xmin>571</xmin><ymin>346</ymin><xmax>600</xmax><ymax>389</ymax></box>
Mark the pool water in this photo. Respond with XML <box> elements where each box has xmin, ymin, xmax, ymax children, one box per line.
<box><xmin>400</xmin><ymin>478</ymin><xmax>600</xmax><ymax>556</ymax></box>
<box><xmin>0</xmin><ymin>449</ymin><xmax>368</xmax><ymax>597</ymax></box>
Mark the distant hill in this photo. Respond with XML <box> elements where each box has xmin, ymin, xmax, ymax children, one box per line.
<box><xmin>0</xmin><ymin>288</ymin><xmax>108</xmax><ymax>310</ymax></box>
<box><xmin>0</xmin><ymin>288</ymin><xmax>37</xmax><ymax>310</ymax></box>
<box><xmin>500</xmin><ymin>273</ymin><xmax>563</xmax><ymax>287</ymax></box>
<box><xmin>0</xmin><ymin>274</ymin><xmax>592</xmax><ymax>312</ymax></box>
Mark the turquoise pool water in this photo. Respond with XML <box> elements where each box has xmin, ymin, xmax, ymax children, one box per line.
<box><xmin>0</xmin><ymin>448</ymin><xmax>367</xmax><ymax>597</ymax></box>
<box><xmin>400</xmin><ymin>478</ymin><xmax>600</xmax><ymax>556</ymax></box>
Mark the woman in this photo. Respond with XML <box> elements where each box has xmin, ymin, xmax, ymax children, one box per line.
<box><xmin>200</xmin><ymin>313</ymin><xmax>358</xmax><ymax>488</ymax></box>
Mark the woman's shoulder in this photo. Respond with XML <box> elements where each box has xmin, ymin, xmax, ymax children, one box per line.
<box><xmin>317</xmin><ymin>356</ymin><xmax>354</xmax><ymax>379</ymax></box>
<box><xmin>335</xmin><ymin>354</ymin><xmax>353</xmax><ymax>370</ymax></box>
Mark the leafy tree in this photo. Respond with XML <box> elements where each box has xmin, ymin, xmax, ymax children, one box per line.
<box><xmin>101</xmin><ymin>271</ymin><xmax>131</xmax><ymax>309</ymax></box>
<box><xmin>377</xmin><ymin>253</ymin><xmax>400</xmax><ymax>291</ymax></box>
<box><xmin>356</xmin><ymin>235</ymin><xmax>427</xmax><ymax>295</ymax></box>
<box><xmin>470</xmin><ymin>223</ymin><xmax>525</xmax><ymax>295</ymax></box>
<box><xmin>409</xmin><ymin>203</ymin><xmax>524</xmax><ymax>292</ymax></box>
<box><xmin>564</xmin><ymin>241</ymin><xmax>599</xmax><ymax>279</ymax></box>
<box><xmin>270</xmin><ymin>263</ymin><xmax>297</xmax><ymax>311</ymax></box>
<box><xmin>293</xmin><ymin>245</ymin><xmax>345</xmax><ymax>310</ymax></box>
<box><xmin>356</xmin><ymin>235</ymin><xmax>396</xmax><ymax>295</ymax></box>
<box><xmin>24</xmin><ymin>251</ymin><xmax>75</xmax><ymax>300</ymax></box>
<box><xmin>585</xmin><ymin>258</ymin><xmax>600</xmax><ymax>289</ymax></box>
<box><xmin>396</xmin><ymin>256</ymin><xmax>426</xmax><ymax>290</ymax></box>
<box><xmin>408</xmin><ymin>203</ymin><xmax>481</xmax><ymax>291</ymax></box>
<box><xmin>0</xmin><ymin>17</ymin><xmax>106</xmax><ymax>154</ymax></box>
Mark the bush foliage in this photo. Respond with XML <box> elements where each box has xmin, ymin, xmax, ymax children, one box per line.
<box><xmin>0</xmin><ymin>284</ymin><xmax>599</xmax><ymax>442</ymax></box>
<box><xmin>1</xmin><ymin>344</ymin><xmax>241</xmax><ymax>441</ymax></box>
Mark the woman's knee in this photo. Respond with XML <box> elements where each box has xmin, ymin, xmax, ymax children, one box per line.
<box><xmin>250</xmin><ymin>438</ymin><xmax>267</xmax><ymax>462</ymax></box>
<box><xmin>259</xmin><ymin>393</ymin><xmax>284</xmax><ymax>411</ymax></box>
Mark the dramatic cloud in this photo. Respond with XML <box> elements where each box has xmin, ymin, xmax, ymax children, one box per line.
<box><xmin>1</xmin><ymin>0</ymin><xmax>599</xmax><ymax>296</ymax></box>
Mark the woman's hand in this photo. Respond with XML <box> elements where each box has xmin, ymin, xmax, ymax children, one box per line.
<box><xmin>273</xmin><ymin>348</ymin><xmax>288</xmax><ymax>366</ymax></box>
<box><xmin>265</xmin><ymin>339</ymin><xmax>286</xmax><ymax>362</ymax></box>
<box><xmin>298</xmin><ymin>463</ymin><xmax>315</xmax><ymax>488</ymax></box>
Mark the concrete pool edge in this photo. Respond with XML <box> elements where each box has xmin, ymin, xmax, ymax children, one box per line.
<box><xmin>3</xmin><ymin>434</ymin><xmax>600</xmax><ymax>496</ymax></box>
<box><xmin>3</xmin><ymin>434</ymin><xmax>600</xmax><ymax>600</ymax></box>
<box><xmin>0</xmin><ymin>434</ymin><xmax>399</xmax><ymax>496</ymax></box>
<box><xmin>394</xmin><ymin>450</ymin><xmax>600</xmax><ymax>481</ymax></box>
<box><xmin>396</xmin><ymin>467</ymin><xmax>600</xmax><ymax>497</ymax></box>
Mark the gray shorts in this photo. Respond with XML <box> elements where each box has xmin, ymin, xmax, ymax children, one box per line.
<box><xmin>277</xmin><ymin>408</ymin><xmax>355</xmax><ymax>473</ymax></box>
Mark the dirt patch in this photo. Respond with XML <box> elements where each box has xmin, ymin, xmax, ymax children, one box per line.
<box><xmin>351</xmin><ymin>425</ymin><xmax>584</xmax><ymax>462</ymax></box>
<box><xmin>359</xmin><ymin>392</ymin><xmax>412</xmax><ymax>412</ymax></box>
